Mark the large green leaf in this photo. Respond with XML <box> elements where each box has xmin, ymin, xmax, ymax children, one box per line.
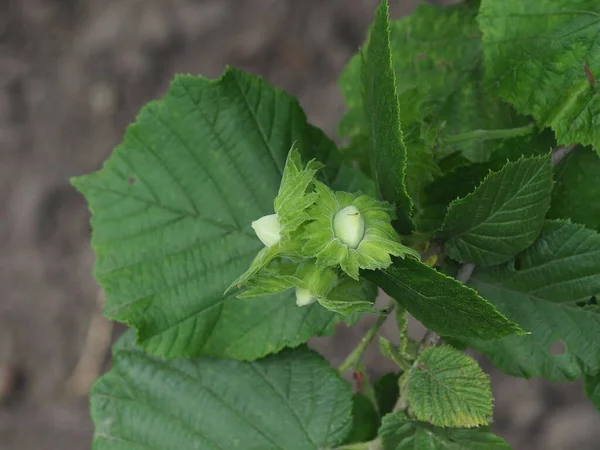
<box><xmin>468</xmin><ymin>220</ymin><xmax>600</xmax><ymax>381</ymax></box>
<box><xmin>361</xmin><ymin>0</ymin><xmax>413</xmax><ymax>231</ymax></box>
<box><xmin>549</xmin><ymin>146</ymin><xmax>600</xmax><ymax>231</ymax></box>
<box><xmin>442</xmin><ymin>155</ymin><xmax>553</xmax><ymax>266</ymax></box>
<box><xmin>72</xmin><ymin>68</ymin><xmax>356</xmax><ymax>361</ymax></box>
<box><xmin>406</xmin><ymin>346</ymin><xmax>492</xmax><ymax>428</ymax></box>
<box><xmin>90</xmin><ymin>336</ymin><xmax>352</xmax><ymax>450</ymax></box>
<box><xmin>340</xmin><ymin>0</ymin><xmax>525</xmax><ymax>163</ymax></box>
<box><xmin>379</xmin><ymin>411</ymin><xmax>510</xmax><ymax>450</ymax></box>
<box><xmin>364</xmin><ymin>258</ymin><xmax>524</xmax><ymax>341</ymax></box>
<box><xmin>585</xmin><ymin>373</ymin><xmax>600</xmax><ymax>413</ymax></box>
<box><xmin>479</xmin><ymin>0</ymin><xmax>600</xmax><ymax>154</ymax></box>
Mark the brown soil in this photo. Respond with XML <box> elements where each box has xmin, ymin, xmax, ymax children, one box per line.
<box><xmin>1</xmin><ymin>1</ymin><xmax>598</xmax><ymax>449</ymax></box>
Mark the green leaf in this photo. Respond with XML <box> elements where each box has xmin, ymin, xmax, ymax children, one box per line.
<box><xmin>342</xmin><ymin>393</ymin><xmax>380</xmax><ymax>445</ymax></box>
<box><xmin>478</xmin><ymin>0</ymin><xmax>600</xmax><ymax>154</ymax></box>
<box><xmin>374</xmin><ymin>372</ymin><xmax>401</xmax><ymax>416</ymax></box>
<box><xmin>417</xmin><ymin>130</ymin><xmax>556</xmax><ymax>233</ymax></box>
<box><xmin>379</xmin><ymin>411</ymin><xmax>510</xmax><ymax>450</ymax></box>
<box><xmin>91</xmin><ymin>338</ymin><xmax>353</xmax><ymax>450</ymax></box>
<box><xmin>406</xmin><ymin>346</ymin><xmax>492</xmax><ymax>428</ymax></box>
<box><xmin>364</xmin><ymin>258</ymin><xmax>524</xmax><ymax>341</ymax></box>
<box><xmin>340</xmin><ymin>0</ymin><xmax>525</xmax><ymax>163</ymax></box>
<box><xmin>72</xmin><ymin>68</ymin><xmax>354</xmax><ymax>360</ymax></box>
<box><xmin>442</xmin><ymin>155</ymin><xmax>553</xmax><ymax>266</ymax></box>
<box><xmin>585</xmin><ymin>372</ymin><xmax>600</xmax><ymax>413</ymax></box>
<box><xmin>549</xmin><ymin>146</ymin><xmax>600</xmax><ymax>231</ymax></box>
<box><xmin>468</xmin><ymin>220</ymin><xmax>600</xmax><ymax>381</ymax></box>
<box><xmin>361</xmin><ymin>0</ymin><xmax>413</xmax><ymax>232</ymax></box>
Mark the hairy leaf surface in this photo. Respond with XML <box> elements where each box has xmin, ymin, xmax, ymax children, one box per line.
<box><xmin>361</xmin><ymin>0</ymin><xmax>413</xmax><ymax>231</ymax></box>
<box><xmin>407</xmin><ymin>346</ymin><xmax>492</xmax><ymax>428</ymax></box>
<box><xmin>442</xmin><ymin>155</ymin><xmax>553</xmax><ymax>266</ymax></box>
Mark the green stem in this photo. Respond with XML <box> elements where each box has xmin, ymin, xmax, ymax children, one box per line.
<box><xmin>444</xmin><ymin>123</ymin><xmax>535</xmax><ymax>144</ymax></box>
<box><xmin>338</xmin><ymin>304</ymin><xmax>394</xmax><ymax>374</ymax></box>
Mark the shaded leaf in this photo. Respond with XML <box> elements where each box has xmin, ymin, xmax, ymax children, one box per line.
<box><xmin>468</xmin><ymin>220</ymin><xmax>600</xmax><ymax>381</ymax></box>
<box><xmin>363</xmin><ymin>258</ymin><xmax>524</xmax><ymax>341</ymax></box>
<box><xmin>549</xmin><ymin>146</ymin><xmax>600</xmax><ymax>231</ymax></box>
<box><xmin>379</xmin><ymin>411</ymin><xmax>510</xmax><ymax>450</ymax></box>
<box><xmin>407</xmin><ymin>346</ymin><xmax>492</xmax><ymax>428</ymax></box>
<box><xmin>342</xmin><ymin>393</ymin><xmax>379</xmax><ymax>445</ymax></box>
<box><xmin>585</xmin><ymin>372</ymin><xmax>600</xmax><ymax>413</ymax></box>
<box><xmin>91</xmin><ymin>337</ymin><xmax>352</xmax><ymax>450</ymax></box>
<box><xmin>442</xmin><ymin>155</ymin><xmax>553</xmax><ymax>266</ymax></box>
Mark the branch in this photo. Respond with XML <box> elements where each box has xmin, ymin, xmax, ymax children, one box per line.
<box><xmin>338</xmin><ymin>303</ymin><xmax>394</xmax><ymax>374</ymax></box>
<box><xmin>551</xmin><ymin>144</ymin><xmax>576</xmax><ymax>166</ymax></box>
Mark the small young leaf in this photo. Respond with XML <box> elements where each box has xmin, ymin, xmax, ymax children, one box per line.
<box><xmin>417</xmin><ymin>130</ymin><xmax>556</xmax><ymax>233</ymax></box>
<box><xmin>361</xmin><ymin>0</ymin><xmax>413</xmax><ymax>232</ymax></box>
<box><xmin>379</xmin><ymin>411</ymin><xmax>510</xmax><ymax>450</ymax></box>
<box><xmin>374</xmin><ymin>372</ymin><xmax>401</xmax><ymax>416</ymax></box>
<box><xmin>442</xmin><ymin>155</ymin><xmax>553</xmax><ymax>266</ymax></box>
<box><xmin>549</xmin><ymin>146</ymin><xmax>600</xmax><ymax>231</ymax></box>
<box><xmin>72</xmin><ymin>68</ymin><xmax>356</xmax><ymax>361</ymax></box>
<box><xmin>585</xmin><ymin>373</ymin><xmax>600</xmax><ymax>413</ymax></box>
<box><xmin>363</xmin><ymin>258</ymin><xmax>524</xmax><ymax>341</ymax></box>
<box><xmin>342</xmin><ymin>393</ymin><xmax>380</xmax><ymax>445</ymax></box>
<box><xmin>406</xmin><ymin>346</ymin><xmax>492</xmax><ymax>428</ymax></box>
<box><xmin>91</xmin><ymin>337</ymin><xmax>353</xmax><ymax>450</ymax></box>
<box><xmin>479</xmin><ymin>0</ymin><xmax>600</xmax><ymax>154</ymax></box>
<box><xmin>468</xmin><ymin>220</ymin><xmax>600</xmax><ymax>381</ymax></box>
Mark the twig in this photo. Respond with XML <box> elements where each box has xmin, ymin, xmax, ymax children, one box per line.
<box><xmin>65</xmin><ymin>289</ymin><xmax>113</xmax><ymax>397</ymax></box>
<box><xmin>455</xmin><ymin>262</ymin><xmax>476</xmax><ymax>284</ymax></box>
<box><xmin>338</xmin><ymin>303</ymin><xmax>394</xmax><ymax>374</ymax></box>
<box><xmin>551</xmin><ymin>144</ymin><xmax>576</xmax><ymax>166</ymax></box>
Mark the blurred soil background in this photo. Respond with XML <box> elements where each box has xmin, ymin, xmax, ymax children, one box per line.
<box><xmin>0</xmin><ymin>0</ymin><xmax>598</xmax><ymax>449</ymax></box>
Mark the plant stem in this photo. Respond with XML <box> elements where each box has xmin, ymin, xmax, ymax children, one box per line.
<box><xmin>551</xmin><ymin>144</ymin><xmax>576</xmax><ymax>166</ymax></box>
<box><xmin>444</xmin><ymin>123</ymin><xmax>534</xmax><ymax>144</ymax></box>
<box><xmin>455</xmin><ymin>262</ymin><xmax>476</xmax><ymax>284</ymax></box>
<box><xmin>338</xmin><ymin>304</ymin><xmax>394</xmax><ymax>374</ymax></box>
